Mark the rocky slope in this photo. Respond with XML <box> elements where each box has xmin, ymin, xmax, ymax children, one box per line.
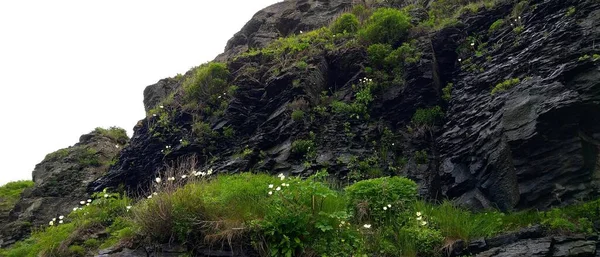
<box><xmin>0</xmin><ymin>129</ymin><xmax>126</xmax><ymax>248</ymax></box>
<box><xmin>93</xmin><ymin>0</ymin><xmax>600</xmax><ymax>214</ymax></box>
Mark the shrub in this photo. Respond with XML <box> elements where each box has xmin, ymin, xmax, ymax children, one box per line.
<box><xmin>182</xmin><ymin>62</ymin><xmax>230</xmax><ymax>104</ymax></box>
<box><xmin>442</xmin><ymin>83</ymin><xmax>453</xmax><ymax>101</ymax></box>
<box><xmin>0</xmin><ymin>180</ymin><xmax>34</xmax><ymax>213</ymax></box>
<box><xmin>345</xmin><ymin>177</ymin><xmax>418</xmax><ymax>225</ymax></box>
<box><xmin>291</xmin><ymin>139</ymin><xmax>316</xmax><ymax>158</ymax></box>
<box><xmin>491</xmin><ymin>78</ymin><xmax>520</xmax><ymax>95</ymax></box>
<box><xmin>414</xmin><ymin>150</ymin><xmax>428</xmax><ymax>164</ymax></box>
<box><xmin>331</xmin><ymin>13</ymin><xmax>360</xmax><ymax>34</ymax></box>
<box><xmin>566</xmin><ymin>6</ymin><xmax>576</xmax><ymax>16</ymax></box>
<box><xmin>291</xmin><ymin>110</ymin><xmax>305</xmax><ymax>121</ymax></box>
<box><xmin>489</xmin><ymin>19</ymin><xmax>504</xmax><ymax>32</ymax></box>
<box><xmin>44</xmin><ymin>148</ymin><xmax>69</xmax><ymax>161</ymax></box>
<box><xmin>367</xmin><ymin>43</ymin><xmax>393</xmax><ymax>68</ymax></box>
<box><xmin>94</xmin><ymin>127</ymin><xmax>129</xmax><ymax>144</ymax></box>
<box><xmin>411</xmin><ymin>106</ymin><xmax>444</xmax><ymax>127</ymax></box>
<box><xmin>358</xmin><ymin>8</ymin><xmax>412</xmax><ymax>45</ymax></box>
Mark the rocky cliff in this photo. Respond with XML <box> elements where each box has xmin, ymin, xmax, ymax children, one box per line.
<box><xmin>93</xmin><ymin>0</ymin><xmax>600</xmax><ymax>215</ymax></box>
<box><xmin>0</xmin><ymin>128</ymin><xmax>126</xmax><ymax>248</ymax></box>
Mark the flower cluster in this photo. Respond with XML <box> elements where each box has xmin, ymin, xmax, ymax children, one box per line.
<box><xmin>192</xmin><ymin>168</ymin><xmax>213</xmax><ymax>177</ymax></box>
<box><xmin>416</xmin><ymin>211</ymin><xmax>427</xmax><ymax>226</ymax></box>
<box><xmin>268</xmin><ymin>174</ymin><xmax>290</xmax><ymax>195</ymax></box>
<box><xmin>382</xmin><ymin>203</ymin><xmax>392</xmax><ymax>211</ymax></box>
<box><xmin>48</xmin><ymin>215</ymin><xmax>66</xmax><ymax>226</ymax></box>
<box><xmin>359</xmin><ymin>77</ymin><xmax>373</xmax><ymax>84</ymax></box>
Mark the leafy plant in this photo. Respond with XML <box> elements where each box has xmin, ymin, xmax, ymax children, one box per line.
<box><xmin>491</xmin><ymin>78</ymin><xmax>520</xmax><ymax>95</ymax></box>
<box><xmin>411</xmin><ymin>106</ymin><xmax>444</xmax><ymax>127</ymax></box>
<box><xmin>358</xmin><ymin>8</ymin><xmax>411</xmax><ymax>45</ymax></box>
<box><xmin>291</xmin><ymin>110</ymin><xmax>305</xmax><ymax>122</ymax></box>
<box><xmin>331</xmin><ymin>13</ymin><xmax>360</xmax><ymax>35</ymax></box>
<box><xmin>442</xmin><ymin>83</ymin><xmax>453</xmax><ymax>101</ymax></box>
<box><xmin>488</xmin><ymin>19</ymin><xmax>504</xmax><ymax>32</ymax></box>
<box><xmin>94</xmin><ymin>127</ymin><xmax>129</xmax><ymax>144</ymax></box>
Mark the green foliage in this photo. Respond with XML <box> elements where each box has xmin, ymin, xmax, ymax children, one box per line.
<box><xmin>491</xmin><ymin>78</ymin><xmax>520</xmax><ymax>95</ymax></box>
<box><xmin>76</xmin><ymin>148</ymin><xmax>101</xmax><ymax>167</ymax></box>
<box><xmin>426</xmin><ymin>0</ymin><xmax>497</xmax><ymax>29</ymax></box>
<box><xmin>331</xmin><ymin>78</ymin><xmax>375</xmax><ymax>119</ymax></box>
<box><xmin>345</xmin><ymin>177</ymin><xmax>418</xmax><ymax>225</ymax></box>
<box><xmin>414</xmin><ymin>150</ymin><xmax>428</xmax><ymax>164</ymax></box>
<box><xmin>442</xmin><ymin>83</ymin><xmax>453</xmax><ymax>101</ymax></box>
<box><xmin>0</xmin><ymin>181</ymin><xmax>34</xmax><ymax>213</ymax></box>
<box><xmin>489</xmin><ymin>19</ymin><xmax>504</xmax><ymax>32</ymax></box>
<box><xmin>513</xmin><ymin>25</ymin><xmax>524</xmax><ymax>34</ymax></box>
<box><xmin>295</xmin><ymin>61</ymin><xmax>308</xmax><ymax>70</ymax></box>
<box><xmin>222</xmin><ymin>126</ymin><xmax>235</xmax><ymax>139</ymax></box>
<box><xmin>331</xmin><ymin>13</ymin><xmax>360</xmax><ymax>35</ymax></box>
<box><xmin>411</xmin><ymin>106</ymin><xmax>444</xmax><ymax>127</ymax></box>
<box><xmin>291</xmin><ymin>110</ymin><xmax>305</xmax><ymax>122</ymax></box>
<box><xmin>44</xmin><ymin>148</ymin><xmax>69</xmax><ymax>161</ymax></box>
<box><xmin>566</xmin><ymin>6</ymin><xmax>576</xmax><ymax>16</ymax></box>
<box><xmin>1</xmin><ymin>190</ymin><xmax>133</xmax><ymax>257</ymax></box>
<box><xmin>192</xmin><ymin>121</ymin><xmax>218</xmax><ymax>144</ymax></box>
<box><xmin>182</xmin><ymin>62</ymin><xmax>230</xmax><ymax>105</ymax></box>
<box><xmin>358</xmin><ymin>8</ymin><xmax>411</xmax><ymax>45</ymax></box>
<box><xmin>291</xmin><ymin>139</ymin><xmax>316</xmax><ymax>159</ymax></box>
<box><xmin>367</xmin><ymin>43</ymin><xmax>394</xmax><ymax>68</ymax></box>
<box><xmin>94</xmin><ymin>126</ymin><xmax>129</xmax><ymax>144</ymax></box>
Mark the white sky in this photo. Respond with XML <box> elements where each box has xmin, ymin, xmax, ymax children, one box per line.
<box><xmin>0</xmin><ymin>0</ymin><xmax>280</xmax><ymax>186</ymax></box>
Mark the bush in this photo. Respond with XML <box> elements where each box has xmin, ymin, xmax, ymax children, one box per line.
<box><xmin>291</xmin><ymin>139</ymin><xmax>316</xmax><ymax>158</ymax></box>
<box><xmin>367</xmin><ymin>43</ymin><xmax>393</xmax><ymax>68</ymax></box>
<box><xmin>489</xmin><ymin>19</ymin><xmax>504</xmax><ymax>32</ymax></box>
<box><xmin>411</xmin><ymin>106</ymin><xmax>444</xmax><ymax>127</ymax></box>
<box><xmin>331</xmin><ymin>13</ymin><xmax>360</xmax><ymax>34</ymax></box>
<box><xmin>0</xmin><ymin>180</ymin><xmax>34</xmax><ymax>213</ymax></box>
<box><xmin>491</xmin><ymin>78</ymin><xmax>520</xmax><ymax>95</ymax></box>
<box><xmin>358</xmin><ymin>8</ymin><xmax>412</xmax><ymax>45</ymax></box>
<box><xmin>291</xmin><ymin>110</ymin><xmax>305</xmax><ymax>121</ymax></box>
<box><xmin>94</xmin><ymin>127</ymin><xmax>129</xmax><ymax>144</ymax></box>
<box><xmin>182</xmin><ymin>62</ymin><xmax>230</xmax><ymax>104</ymax></box>
<box><xmin>345</xmin><ymin>177</ymin><xmax>418</xmax><ymax>225</ymax></box>
<box><xmin>442</xmin><ymin>83</ymin><xmax>453</xmax><ymax>101</ymax></box>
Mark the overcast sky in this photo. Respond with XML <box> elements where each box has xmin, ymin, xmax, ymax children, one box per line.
<box><xmin>0</xmin><ymin>0</ymin><xmax>280</xmax><ymax>186</ymax></box>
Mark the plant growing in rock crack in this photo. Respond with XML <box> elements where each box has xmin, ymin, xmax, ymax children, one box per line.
<box><xmin>491</xmin><ymin>78</ymin><xmax>520</xmax><ymax>95</ymax></box>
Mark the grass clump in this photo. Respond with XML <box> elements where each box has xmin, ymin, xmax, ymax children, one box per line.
<box><xmin>331</xmin><ymin>13</ymin><xmax>360</xmax><ymax>35</ymax></box>
<box><xmin>0</xmin><ymin>180</ymin><xmax>34</xmax><ymax>213</ymax></box>
<box><xmin>291</xmin><ymin>109</ymin><xmax>305</xmax><ymax>122</ymax></box>
<box><xmin>358</xmin><ymin>8</ymin><xmax>411</xmax><ymax>45</ymax></box>
<box><xmin>94</xmin><ymin>127</ymin><xmax>129</xmax><ymax>144</ymax></box>
<box><xmin>411</xmin><ymin>106</ymin><xmax>444</xmax><ymax>127</ymax></box>
<box><xmin>488</xmin><ymin>19</ymin><xmax>504</xmax><ymax>33</ymax></box>
<box><xmin>491</xmin><ymin>78</ymin><xmax>520</xmax><ymax>95</ymax></box>
<box><xmin>1</xmin><ymin>189</ymin><xmax>134</xmax><ymax>257</ymax></box>
<box><xmin>182</xmin><ymin>62</ymin><xmax>231</xmax><ymax>106</ymax></box>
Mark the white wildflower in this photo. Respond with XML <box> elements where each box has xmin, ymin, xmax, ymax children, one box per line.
<box><xmin>126</xmin><ymin>206</ymin><xmax>132</xmax><ymax>210</ymax></box>
<box><xmin>383</xmin><ymin>206</ymin><xmax>388</xmax><ymax>211</ymax></box>
<box><xmin>363</xmin><ymin>224</ymin><xmax>371</xmax><ymax>229</ymax></box>
<box><xmin>153</xmin><ymin>192</ymin><xmax>158</xmax><ymax>196</ymax></box>
<box><xmin>86</xmin><ymin>203</ymin><xmax>90</xmax><ymax>206</ymax></box>
<box><xmin>181</xmin><ymin>175</ymin><xmax>187</xmax><ymax>179</ymax></box>
<box><xmin>87</xmin><ymin>199</ymin><xmax>92</xmax><ymax>203</ymax></box>
<box><xmin>115</xmin><ymin>145</ymin><xmax>119</xmax><ymax>148</ymax></box>
<box><xmin>52</xmin><ymin>218</ymin><xmax>56</xmax><ymax>222</ymax></box>
<box><xmin>417</xmin><ymin>216</ymin><xmax>422</xmax><ymax>221</ymax></box>
<box><xmin>155</xmin><ymin>177</ymin><xmax>162</xmax><ymax>183</ymax></box>
<box><xmin>207</xmin><ymin>169</ymin><xmax>213</xmax><ymax>175</ymax></box>
<box><xmin>104</xmin><ymin>194</ymin><xmax>109</xmax><ymax>198</ymax></box>
<box><xmin>168</xmin><ymin>177</ymin><xmax>175</xmax><ymax>181</ymax></box>
<box><xmin>153</xmin><ymin>114</ymin><xmax>157</xmax><ymax>117</ymax></box>
<box><xmin>421</xmin><ymin>221</ymin><xmax>427</xmax><ymax>226</ymax></box>
<box><xmin>49</xmin><ymin>221</ymin><xmax>54</xmax><ymax>226</ymax></box>
<box><xmin>387</xmin><ymin>204</ymin><xmax>392</xmax><ymax>208</ymax></box>
<box><xmin>159</xmin><ymin>105</ymin><xmax>164</xmax><ymax>109</ymax></box>
<box><xmin>59</xmin><ymin>220</ymin><xmax>64</xmax><ymax>224</ymax></box>
<box><xmin>59</xmin><ymin>215</ymin><xmax>64</xmax><ymax>220</ymax></box>
<box><xmin>268</xmin><ymin>184</ymin><xmax>274</xmax><ymax>189</ymax></box>
<box><xmin>147</xmin><ymin>195</ymin><xmax>153</xmax><ymax>199</ymax></box>
<box><xmin>73</xmin><ymin>207</ymin><xmax>78</xmax><ymax>211</ymax></box>
<box><xmin>80</xmin><ymin>201</ymin><xmax>86</xmax><ymax>205</ymax></box>
<box><xmin>276</xmin><ymin>187</ymin><xmax>281</xmax><ymax>191</ymax></box>
<box><xmin>416</xmin><ymin>212</ymin><xmax>422</xmax><ymax>216</ymax></box>
<box><xmin>268</xmin><ymin>191</ymin><xmax>273</xmax><ymax>195</ymax></box>
<box><xmin>470</xmin><ymin>42</ymin><xmax>475</xmax><ymax>46</ymax></box>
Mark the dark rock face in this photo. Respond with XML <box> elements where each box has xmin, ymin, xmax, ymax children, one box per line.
<box><xmin>215</xmin><ymin>0</ymin><xmax>353</xmax><ymax>62</ymax></box>
<box><xmin>0</xmin><ymin>131</ymin><xmax>123</xmax><ymax>248</ymax></box>
<box><xmin>435</xmin><ymin>0</ymin><xmax>600</xmax><ymax>210</ymax></box>
<box><xmin>143</xmin><ymin>78</ymin><xmax>180</xmax><ymax>112</ymax></box>
<box><xmin>93</xmin><ymin>0</ymin><xmax>600</xmax><ymax>216</ymax></box>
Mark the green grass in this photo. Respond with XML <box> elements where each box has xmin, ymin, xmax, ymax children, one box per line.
<box><xmin>0</xmin><ymin>181</ymin><xmax>34</xmax><ymax>213</ymax></box>
<box><xmin>0</xmin><ymin>189</ymin><xmax>134</xmax><ymax>257</ymax></box>
<box><xmin>491</xmin><ymin>78</ymin><xmax>520</xmax><ymax>95</ymax></box>
<box><xmin>5</xmin><ymin>173</ymin><xmax>600</xmax><ymax>257</ymax></box>
<box><xmin>94</xmin><ymin>127</ymin><xmax>129</xmax><ymax>144</ymax></box>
